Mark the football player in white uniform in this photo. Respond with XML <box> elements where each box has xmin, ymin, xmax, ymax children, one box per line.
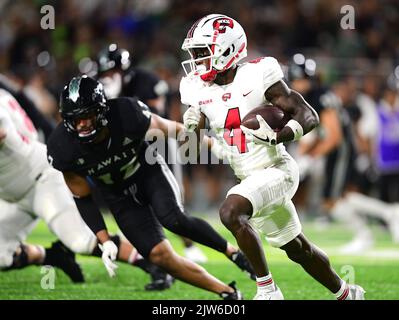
<box><xmin>180</xmin><ymin>14</ymin><xmax>365</xmax><ymax>300</ymax></box>
<box><xmin>0</xmin><ymin>88</ymin><xmax>173</xmax><ymax>290</ymax></box>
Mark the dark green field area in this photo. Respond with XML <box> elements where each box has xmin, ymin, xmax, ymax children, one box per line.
<box><xmin>1</xmin><ymin>215</ymin><xmax>398</xmax><ymax>300</ymax></box>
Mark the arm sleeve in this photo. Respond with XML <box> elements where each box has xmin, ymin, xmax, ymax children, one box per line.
<box><xmin>73</xmin><ymin>195</ymin><xmax>107</xmax><ymax>235</ymax></box>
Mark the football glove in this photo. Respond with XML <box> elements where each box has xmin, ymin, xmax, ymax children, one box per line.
<box><xmin>183</xmin><ymin>106</ymin><xmax>201</xmax><ymax>133</ymax></box>
<box><xmin>240</xmin><ymin>115</ymin><xmax>277</xmax><ymax>146</ymax></box>
<box><xmin>99</xmin><ymin>240</ymin><xmax>118</xmax><ymax>278</ymax></box>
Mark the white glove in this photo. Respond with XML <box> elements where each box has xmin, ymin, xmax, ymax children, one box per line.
<box><xmin>240</xmin><ymin>115</ymin><xmax>277</xmax><ymax>146</ymax></box>
<box><xmin>183</xmin><ymin>106</ymin><xmax>201</xmax><ymax>132</ymax></box>
<box><xmin>98</xmin><ymin>240</ymin><xmax>118</xmax><ymax>278</ymax></box>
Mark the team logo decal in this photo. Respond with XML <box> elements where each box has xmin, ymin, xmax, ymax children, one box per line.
<box><xmin>222</xmin><ymin>93</ymin><xmax>231</xmax><ymax>101</ymax></box>
<box><xmin>213</xmin><ymin>18</ymin><xmax>234</xmax><ymax>34</ymax></box>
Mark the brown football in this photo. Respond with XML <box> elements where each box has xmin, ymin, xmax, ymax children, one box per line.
<box><xmin>242</xmin><ymin>104</ymin><xmax>290</xmax><ymax>132</ymax></box>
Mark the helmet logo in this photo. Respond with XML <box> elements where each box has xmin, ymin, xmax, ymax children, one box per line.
<box><xmin>68</xmin><ymin>77</ymin><xmax>82</xmax><ymax>102</ymax></box>
<box><xmin>212</xmin><ymin>18</ymin><xmax>234</xmax><ymax>34</ymax></box>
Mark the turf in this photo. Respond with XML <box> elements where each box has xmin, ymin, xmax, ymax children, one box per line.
<box><xmin>1</xmin><ymin>215</ymin><xmax>398</xmax><ymax>300</ymax></box>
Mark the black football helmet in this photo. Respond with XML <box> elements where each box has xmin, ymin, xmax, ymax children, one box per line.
<box><xmin>96</xmin><ymin>43</ymin><xmax>131</xmax><ymax>75</ymax></box>
<box><xmin>60</xmin><ymin>75</ymin><xmax>109</xmax><ymax>143</ymax></box>
<box><xmin>287</xmin><ymin>53</ymin><xmax>317</xmax><ymax>81</ymax></box>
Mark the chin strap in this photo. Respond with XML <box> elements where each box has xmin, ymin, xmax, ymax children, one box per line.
<box><xmin>200</xmin><ymin>69</ymin><xmax>218</xmax><ymax>82</ymax></box>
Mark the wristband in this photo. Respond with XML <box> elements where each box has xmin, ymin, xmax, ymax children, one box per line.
<box><xmin>286</xmin><ymin>119</ymin><xmax>304</xmax><ymax>141</ymax></box>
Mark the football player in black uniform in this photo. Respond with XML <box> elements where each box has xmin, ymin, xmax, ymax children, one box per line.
<box><xmin>95</xmin><ymin>44</ymin><xmax>214</xmax><ymax>264</ymax></box>
<box><xmin>0</xmin><ymin>74</ymin><xmax>174</xmax><ymax>291</ymax></box>
<box><xmin>47</xmin><ymin>75</ymin><xmax>246</xmax><ymax>299</ymax></box>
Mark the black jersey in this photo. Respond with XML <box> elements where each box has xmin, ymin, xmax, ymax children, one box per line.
<box><xmin>121</xmin><ymin>68</ymin><xmax>168</xmax><ymax>115</ymax></box>
<box><xmin>47</xmin><ymin>97</ymin><xmax>152</xmax><ymax>195</ymax></box>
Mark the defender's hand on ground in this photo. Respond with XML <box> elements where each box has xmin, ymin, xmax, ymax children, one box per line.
<box><xmin>99</xmin><ymin>240</ymin><xmax>119</xmax><ymax>278</ymax></box>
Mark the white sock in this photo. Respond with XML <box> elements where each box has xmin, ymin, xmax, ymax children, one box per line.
<box><xmin>256</xmin><ymin>274</ymin><xmax>275</xmax><ymax>292</ymax></box>
<box><xmin>335</xmin><ymin>280</ymin><xmax>349</xmax><ymax>300</ymax></box>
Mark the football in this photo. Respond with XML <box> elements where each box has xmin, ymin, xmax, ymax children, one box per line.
<box><xmin>241</xmin><ymin>104</ymin><xmax>291</xmax><ymax>132</ymax></box>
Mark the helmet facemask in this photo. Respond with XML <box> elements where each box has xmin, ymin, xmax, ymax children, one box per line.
<box><xmin>181</xmin><ymin>43</ymin><xmax>214</xmax><ymax>78</ymax></box>
<box><xmin>63</xmin><ymin>103</ymin><xmax>109</xmax><ymax>144</ymax></box>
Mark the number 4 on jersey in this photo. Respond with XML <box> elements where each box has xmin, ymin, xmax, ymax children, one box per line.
<box><xmin>223</xmin><ymin>107</ymin><xmax>248</xmax><ymax>153</ymax></box>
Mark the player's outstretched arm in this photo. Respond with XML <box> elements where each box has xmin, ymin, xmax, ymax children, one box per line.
<box><xmin>148</xmin><ymin>113</ymin><xmax>185</xmax><ymax>138</ymax></box>
<box><xmin>63</xmin><ymin>172</ymin><xmax>109</xmax><ymax>243</ymax></box>
<box><xmin>63</xmin><ymin>171</ymin><xmax>118</xmax><ymax>277</ymax></box>
<box><xmin>265</xmin><ymin>80</ymin><xmax>320</xmax><ymax>144</ymax></box>
<box><xmin>148</xmin><ymin>111</ymin><xmax>213</xmax><ymax>159</ymax></box>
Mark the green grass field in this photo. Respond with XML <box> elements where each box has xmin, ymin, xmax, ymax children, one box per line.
<box><xmin>1</xmin><ymin>214</ymin><xmax>398</xmax><ymax>300</ymax></box>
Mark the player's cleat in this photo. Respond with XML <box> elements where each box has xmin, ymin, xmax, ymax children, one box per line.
<box><xmin>230</xmin><ymin>250</ymin><xmax>256</xmax><ymax>280</ymax></box>
<box><xmin>145</xmin><ymin>274</ymin><xmax>175</xmax><ymax>291</ymax></box>
<box><xmin>145</xmin><ymin>265</ymin><xmax>175</xmax><ymax>291</ymax></box>
<box><xmin>219</xmin><ymin>281</ymin><xmax>243</xmax><ymax>300</ymax></box>
<box><xmin>43</xmin><ymin>241</ymin><xmax>84</xmax><ymax>283</ymax></box>
<box><xmin>253</xmin><ymin>285</ymin><xmax>284</xmax><ymax>300</ymax></box>
<box><xmin>337</xmin><ymin>284</ymin><xmax>366</xmax><ymax>300</ymax></box>
<box><xmin>184</xmin><ymin>245</ymin><xmax>208</xmax><ymax>263</ymax></box>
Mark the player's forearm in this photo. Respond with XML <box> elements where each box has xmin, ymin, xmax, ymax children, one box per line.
<box><xmin>266</xmin><ymin>82</ymin><xmax>319</xmax><ymax>143</ymax></box>
<box><xmin>73</xmin><ymin>194</ymin><xmax>107</xmax><ymax>236</ymax></box>
<box><xmin>285</xmin><ymin>91</ymin><xmax>319</xmax><ymax>133</ymax></box>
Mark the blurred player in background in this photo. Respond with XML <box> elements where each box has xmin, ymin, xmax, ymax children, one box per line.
<box><xmin>286</xmin><ymin>54</ymin><xmax>343</xmax><ymax>218</ymax></box>
<box><xmin>332</xmin><ymin>72</ymin><xmax>399</xmax><ymax>253</ymax></box>
<box><xmin>180</xmin><ymin>14</ymin><xmax>365</xmax><ymax>300</ymax></box>
<box><xmin>0</xmin><ymin>87</ymin><xmax>173</xmax><ymax>290</ymax></box>
<box><xmin>96</xmin><ymin>44</ymin><xmax>208</xmax><ymax>263</ymax></box>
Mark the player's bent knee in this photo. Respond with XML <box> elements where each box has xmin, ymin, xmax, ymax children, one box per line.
<box><xmin>149</xmin><ymin>243</ymin><xmax>174</xmax><ymax>267</ymax></box>
<box><xmin>219</xmin><ymin>204</ymin><xmax>244</xmax><ymax>231</ymax></box>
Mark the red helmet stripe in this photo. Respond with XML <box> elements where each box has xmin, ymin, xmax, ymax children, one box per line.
<box><xmin>187</xmin><ymin>18</ymin><xmax>202</xmax><ymax>38</ymax></box>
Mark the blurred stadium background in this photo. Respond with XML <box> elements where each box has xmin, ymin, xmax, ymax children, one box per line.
<box><xmin>0</xmin><ymin>0</ymin><xmax>398</xmax><ymax>299</ymax></box>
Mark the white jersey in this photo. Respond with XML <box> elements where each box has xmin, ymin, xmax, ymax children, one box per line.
<box><xmin>180</xmin><ymin>57</ymin><xmax>289</xmax><ymax>180</ymax></box>
<box><xmin>0</xmin><ymin>89</ymin><xmax>49</xmax><ymax>201</ymax></box>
